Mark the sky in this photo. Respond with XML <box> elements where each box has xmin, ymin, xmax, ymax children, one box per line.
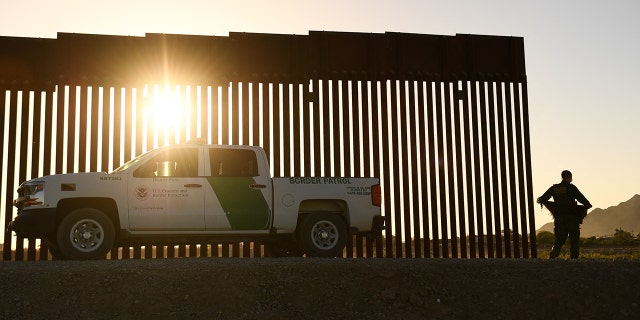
<box><xmin>1</xmin><ymin>0</ymin><xmax>639</xmax><ymax>229</ymax></box>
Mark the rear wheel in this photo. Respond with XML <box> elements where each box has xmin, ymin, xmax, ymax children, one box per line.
<box><xmin>299</xmin><ymin>212</ymin><xmax>347</xmax><ymax>257</ymax></box>
<box><xmin>56</xmin><ymin>208</ymin><xmax>115</xmax><ymax>260</ymax></box>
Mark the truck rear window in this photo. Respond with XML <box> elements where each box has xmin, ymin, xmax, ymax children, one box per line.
<box><xmin>209</xmin><ymin>149</ymin><xmax>258</xmax><ymax>177</ymax></box>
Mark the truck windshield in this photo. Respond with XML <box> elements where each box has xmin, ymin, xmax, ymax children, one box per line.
<box><xmin>110</xmin><ymin>151</ymin><xmax>152</xmax><ymax>174</ymax></box>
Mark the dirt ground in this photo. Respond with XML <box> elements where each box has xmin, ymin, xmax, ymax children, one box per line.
<box><xmin>0</xmin><ymin>258</ymin><xmax>639</xmax><ymax>320</ymax></box>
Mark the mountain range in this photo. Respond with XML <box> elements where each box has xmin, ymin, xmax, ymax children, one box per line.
<box><xmin>538</xmin><ymin>194</ymin><xmax>640</xmax><ymax>237</ymax></box>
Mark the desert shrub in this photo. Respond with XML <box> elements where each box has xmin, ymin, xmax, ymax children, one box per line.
<box><xmin>536</xmin><ymin>231</ymin><xmax>555</xmax><ymax>245</ymax></box>
<box><xmin>612</xmin><ymin>228</ymin><xmax>637</xmax><ymax>246</ymax></box>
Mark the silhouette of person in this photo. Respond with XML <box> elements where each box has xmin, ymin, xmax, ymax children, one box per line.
<box><xmin>537</xmin><ymin>170</ymin><xmax>592</xmax><ymax>259</ymax></box>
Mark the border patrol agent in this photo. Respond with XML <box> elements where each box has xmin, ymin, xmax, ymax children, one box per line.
<box><xmin>538</xmin><ymin>170</ymin><xmax>592</xmax><ymax>259</ymax></box>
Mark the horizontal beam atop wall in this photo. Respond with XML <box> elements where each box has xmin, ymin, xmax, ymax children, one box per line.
<box><xmin>0</xmin><ymin>31</ymin><xmax>526</xmax><ymax>90</ymax></box>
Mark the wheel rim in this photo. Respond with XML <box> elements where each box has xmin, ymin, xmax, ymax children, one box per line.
<box><xmin>68</xmin><ymin>218</ymin><xmax>105</xmax><ymax>252</ymax></box>
<box><xmin>310</xmin><ymin>220</ymin><xmax>339</xmax><ymax>250</ymax></box>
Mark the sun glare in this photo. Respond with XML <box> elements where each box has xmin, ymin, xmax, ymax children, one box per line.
<box><xmin>144</xmin><ymin>85</ymin><xmax>185</xmax><ymax>145</ymax></box>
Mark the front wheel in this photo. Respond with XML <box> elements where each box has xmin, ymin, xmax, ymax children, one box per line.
<box><xmin>299</xmin><ymin>212</ymin><xmax>347</xmax><ymax>258</ymax></box>
<box><xmin>56</xmin><ymin>208</ymin><xmax>115</xmax><ymax>260</ymax></box>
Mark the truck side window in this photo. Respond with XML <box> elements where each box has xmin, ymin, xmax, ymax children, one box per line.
<box><xmin>134</xmin><ymin>148</ymin><xmax>198</xmax><ymax>178</ymax></box>
<box><xmin>209</xmin><ymin>149</ymin><xmax>258</xmax><ymax>177</ymax></box>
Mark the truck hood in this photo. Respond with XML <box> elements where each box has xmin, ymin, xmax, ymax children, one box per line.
<box><xmin>22</xmin><ymin>172</ymin><xmax>127</xmax><ymax>192</ymax></box>
<box><xmin>22</xmin><ymin>172</ymin><xmax>124</xmax><ymax>185</ymax></box>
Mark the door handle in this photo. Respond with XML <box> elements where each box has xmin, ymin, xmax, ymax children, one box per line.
<box><xmin>249</xmin><ymin>184</ymin><xmax>267</xmax><ymax>189</ymax></box>
<box><xmin>184</xmin><ymin>184</ymin><xmax>203</xmax><ymax>188</ymax></box>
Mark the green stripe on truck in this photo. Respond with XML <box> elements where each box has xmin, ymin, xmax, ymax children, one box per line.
<box><xmin>206</xmin><ymin>177</ymin><xmax>270</xmax><ymax>230</ymax></box>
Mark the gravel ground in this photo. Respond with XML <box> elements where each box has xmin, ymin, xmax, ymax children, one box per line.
<box><xmin>1</xmin><ymin>258</ymin><xmax>639</xmax><ymax>320</ymax></box>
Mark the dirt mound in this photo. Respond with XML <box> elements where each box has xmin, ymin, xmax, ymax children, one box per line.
<box><xmin>1</xmin><ymin>258</ymin><xmax>639</xmax><ymax>319</ymax></box>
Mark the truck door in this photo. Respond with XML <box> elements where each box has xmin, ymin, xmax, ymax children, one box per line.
<box><xmin>204</xmin><ymin>148</ymin><xmax>271</xmax><ymax>230</ymax></box>
<box><xmin>128</xmin><ymin>147</ymin><xmax>205</xmax><ymax>230</ymax></box>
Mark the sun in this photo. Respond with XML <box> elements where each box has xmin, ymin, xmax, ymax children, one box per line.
<box><xmin>144</xmin><ymin>84</ymin><xmax>185</xmax><ymax>142</ymax></box>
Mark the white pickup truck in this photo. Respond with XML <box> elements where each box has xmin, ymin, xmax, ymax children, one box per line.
<box><xmin>9</xmin><ymin>140</ymin><xmax>383</xmax><ymax>259</ymax></box>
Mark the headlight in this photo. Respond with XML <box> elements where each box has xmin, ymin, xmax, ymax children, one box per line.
<box><xmin>14</xmin><ymin>182</ymin><xmax>45</xmax><ymax>208</ymax></box>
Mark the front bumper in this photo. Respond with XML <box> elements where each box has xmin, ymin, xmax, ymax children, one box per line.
<box><xmin>7</xmin><ymin>208</ymin><xmax>57</xmax><ymax>238</ymax></box>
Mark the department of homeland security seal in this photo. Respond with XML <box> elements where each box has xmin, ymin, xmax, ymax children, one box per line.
<box><xmin>135</xmin><ymin>185</ymin><xmax>150</xmax><ymax>201</ymax></box>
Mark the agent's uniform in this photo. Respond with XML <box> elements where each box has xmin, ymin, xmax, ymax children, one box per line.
<box><xmin>538</xmin><ymin>180</ymin><xmax>592</xmax><ymax>259</ymax></box>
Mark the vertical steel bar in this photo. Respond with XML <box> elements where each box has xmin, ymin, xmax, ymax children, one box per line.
<box><xmin>521</xmin><ymin>82</ymin><xmax>537</xmax><ymax>258</ymax></box>
<box><xmin>462</xmin><ymin>80</ymin><xmax>478</xmax><ymax>259</ymax></box>
<box><xmin>90</xmin><ymin>87</ymin><xmax>100</xmax><ymax>170</ymax></box>
<box><xmin>282</xmin><ymin>83</ymin><xmax>291</xmax><ymax>176</ymax></box>
<box><xmin>252</xmin><ymin>83</ymin><xmax>261</xmax><ymax>147</ymax></box>
<box><xmin>496</xmin><ymin>81</ymin><xmax>511</xmax><ymax>258</ymax></box>
<box><xmin>55</xmin><ymin>86</ymin><xmax>66</xmax><ymax>174</ymax></box>
<box><xmin>513</xmin><ymin>83</ymin><xmax>530</xmax><ymax>257</ymax></box>
<box><xmin>272</xmin><ymin>84</ymin><xmax>281</xmax><ymax>177</ymax></box>
<box><xmin>309</xmin><ymin>80</ymin><xmax>320</xmax><ymax>177</ymax></box>
<box><xmin>134</xmin><ymin>87</ymin><xmax>145</xmax><ymax>157</ymax></box>
<box><xmin>27</xmin><ymin>240</ymin><xmax>37</xmax><ymax>261</ymax></box>
<box><xmin>261</xmin><ymin>83</ymin><xmax>271</xmax><ymax>165</ymax></box>
<box><xmin>123</xmin><ymin>88</ymin><xmax>134</xmax><ymax>162</ymax></box>
<box><xmin>211</xmin><ymin>84</ymin><xmax>220</xmax><ymax>145</ymax></box>
<box><xmin>504</xmin><ymin>82</ymin><xmax>520</xmax><ymax>257</ymax></box>
<box><xmin>144</xmin><ymin>245</ymin><xmax>153</xmax><ymax>259</ymax></box>
<box><xmin>232</xmin><ymin>83</ymin><xmax>240</xmax><ymax>145</ymax></box>
<box><xmin>43</xmin><ymin>91</ymin><xmax>55</xmax><ymax>176</ymax></box>
<box><xmin>101</xmin><ymin>87</ymin><xmax>112</xmax><ymax>172</ymax></box>
<box><xmin>145</xmin><ymin>86</ymin><xmax>155</xmax><ymax>151</ymax></box>
<box><xmin>66</xmin><ymin>86</ymin><xmax>77</xmax><ymax>174</ymax></box>
<box><xmin>479</xmin><ymin>80</ymin><xmax>492</xmax><ymax>258</ymax></box>
<box><xmin>112</xmin><ymin>88</ymin><xmax>122</xmax><ymax>169</ymax></box>
<box><xmin>78</xmin><ymin>87</ymin><xmax>88</xmax><ymax>173</ymax></box>
<box><xmin>201</xmin><ymin>86</ymin><xmax>211</xmax><ymax>143</ymax></box>
<box><xmin>361</xmin><ymin>81</ymin><xmax>371</xmax><ymax>178</ymax></box>
<box><xmin>417</xmin><ymin>81</ymin><xmax>431</xmax><ymax>258</ymax></box>
<box><xmin>398</xmin><ymin>81</ymin><xmax>412</xmax><ymax>258</ymax></box>
<box><xmin>2</xmin><ymin>89</ymin><xmax>17</xmax><ymax>260</ymax></box>
<box><xmin>379</xmin><ymin>81</ymin><xmax>393</xmax><ymax>257</ymax></box>
<box><xmin>471</xmin><ymin>81</ymin><xmax>485</xmax><ymax>258</ymax></box>
<box><xmin>190</xmin><ymin>85</ymin><xmax>199</xmax><ymax>141</ymax></box>
<box><xmin>30</xmin><ymin>91</ymin><xmax>42</xmax><ymax>182</ymax></box>
<box><xmin>360</xmin><ymin>81</ymin><xmax>373</xmax><ymax>256</ymax></box>
<box><xmin>444</xmin><ymin>82</ymin><xmax>458</xmax><ymax>258</ymax></box>
<box><xmin>389</xmin><ymin>81</ymin><xmax>403</xmax><ymax>257</ymax></box>
<box><xmin>322</xmin><ymin>80</ymin><xmax>332</xmax><ymax>177</ymax></box>
<box><xmin>426</xmin><ymin>80</ymin><xmax>440</xmax><ymax>258</ymax></box>
<box><xmin>351</xmin><ymin>80</ymin><xmax>361</xmax><ymax>178</ymax></box>
<box><xmin>369</xmin><ymin>81</ymin><xmax>384</xmax><ymax>258</ymax></box>
<box><xmin>408</xmin><ymin>81</ymin><xmax>422</xmax><ymax>258</ymax></box>
<box><xmin>15</xmin><ymin>90</ymin><xmax>30</xmax><ymax>260</ymax></box>
<box><xmin>487</xmin><ymin>80</ymin><xmax>502</xmax><ymax>258</ymax></box>
<box><xmin>39</xmin><ymin>90</ymin><xmax>52</xmax><ymax>259</ymax></box>
<box><xmin>454</xmin><ymin>82</ymin><xmax>468</xmax><ymax>259</ymax></box>
<box><xmin>0</xmin><ymin>88</ymin><xmax>5</xmax><ymax>184</ymax></box>
<box><xmin>221</xmin><ymin>83</ymin><xmax>230</xmax><ymax>145</ymax></box>
<box><xmin>29</xmin><ymin>91</ymin><xmax>43</xmax><ymax>261</ymax></box>
<box><xmin>340</xmin><ymin>80</ymin><xmax>350</xmax><ymax>178</ymax></box>
<box><xmin>341</xmin><ymin>80</ymin><xmax>352</xmax><ymax>178</ymax></box>
<box><xmin>238</xmin><ymin>82</ymin><xmax>251</xmax><ymax>144</ymax></box>
<box><xmin>435</xmin><ymin>82</ymin><xmax>448</xmax><ymax>257</ymax></box>
<box><xmin>331</xmin><ymin>80</ymin><xmax>342</xmax><ymax>177</ymax></box>
<box><xmin>292</xmin><ymin>83</ymin><xmax>301</xmax><ymax>176</ymax></box>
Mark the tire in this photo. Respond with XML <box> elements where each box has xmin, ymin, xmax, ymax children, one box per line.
<box><xmin>56</xmin><ymin>208</ymin><xmax>115</xmax><ymax>260</ymax></box>
<box><xmin>299</xmin><ymin>212</ymin><xmax>347</xmax><ymax>258</ymax></box>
